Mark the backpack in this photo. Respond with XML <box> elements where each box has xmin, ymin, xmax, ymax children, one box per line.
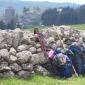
<box><xmin>53</xmin><ymin>53</ymin><xmax>67</xmax><ymax>67</ymax></box>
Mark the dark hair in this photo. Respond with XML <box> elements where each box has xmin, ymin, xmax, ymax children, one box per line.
<box><xmin>34</xmin><ymin>28</ymin><xmax>39</xmax><ymax>34</ymax></box>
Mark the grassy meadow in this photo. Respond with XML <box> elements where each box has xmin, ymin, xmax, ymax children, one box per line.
<box><xmin>24</xmin><ymin>24</ymin><xmax>85</xmax><ymax>32</ymax></box>
<box><xmin>1</xmin><ymin>24</ymin><xmax>85</xmax><ymax>85</ymax></box>
<box><xmin>0</xmin><ymin>75</ymin><xmax>85</xmax><ymax>85</ymax></box>
<box><xmin>69</xmin><ymin>24</ymin><xmax>85</xmax><ymax>30</ymax></box>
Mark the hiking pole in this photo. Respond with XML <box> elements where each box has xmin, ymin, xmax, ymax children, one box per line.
<box><xmin>34</xmin><ymin>28</ymin><xmax>48</xmax><ymax>59</ymax></box>
<box><xmin>53</xmin><ymin>25</ymin><xmax>78</xmax><ymax>77</ymax></box>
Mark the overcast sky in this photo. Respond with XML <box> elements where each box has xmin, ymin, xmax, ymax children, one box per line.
<box><xmin>21</xmin><ymin>0</ymin><xmax>85</xmax><ymax>4</ymax></box>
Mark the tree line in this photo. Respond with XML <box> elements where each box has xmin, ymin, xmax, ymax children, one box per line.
<box><xmin>41</xmin><ymin>5</ymin><xmax>85</xmax><ymax>26</ymax></box>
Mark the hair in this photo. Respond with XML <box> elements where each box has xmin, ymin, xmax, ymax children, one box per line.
<box><xmin>34</xmin><ymin>28</ymin><xmax>39</xmax><ymax>34</ymax></box>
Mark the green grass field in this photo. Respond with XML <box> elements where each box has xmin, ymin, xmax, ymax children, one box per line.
<box><xmin>25</xmin><ymin>24</ymin><xmax>85</xmax><ymax>32</ymax></box>
<box><xmin>0</xmin><ymin>75</ymin><xmax>85</xmax><ymax>85</ymax></box>
<box><xmin>69</xmin><ymin>24</ymin><xmax>85</xmax><ymax>30</ymax></box>
<box><xmin>1</xmin><ymin>24</ymin><xmax>85</xmax><ymax>85</ymax></box>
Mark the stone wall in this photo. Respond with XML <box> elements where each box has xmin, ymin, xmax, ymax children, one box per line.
<box><xmin>0</xmin><ymin>26</ymin><xmax>84</xmax><ymax>79</ymax></box>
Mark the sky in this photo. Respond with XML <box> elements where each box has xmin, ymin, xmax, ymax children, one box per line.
<box><xmin>21</xmin><ymin>0</ymin><xmax>85</xmax><ymax>4</ymax></box>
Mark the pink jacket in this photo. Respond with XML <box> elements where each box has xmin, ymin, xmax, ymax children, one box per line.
<box><xmin>48</xmin><ymin>50</ymin><xmax>54</xmax><ymax>60</ymax></box>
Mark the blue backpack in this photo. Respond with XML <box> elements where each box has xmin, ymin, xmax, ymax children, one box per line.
<box><xmin>70</xmin><ymin>45</ymin><xmax>83</xmax><ymax>74</ymax></box>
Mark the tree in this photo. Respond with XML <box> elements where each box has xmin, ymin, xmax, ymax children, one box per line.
<box><xmin>78</xmin><ymin>5</ymin><xmax>85</xmax><ymax>24</ymax></box>
<box><xmin>41</xmin><ymin>8</ymin><xmax>58</xmax><ymax>26</ymax></box>
<box><xmin>0</xmin><ymin>20</ymin><xmax>6</xmax><ymax>30</ymax></box>
<box><xmin>23</xmin><ymin>7</ymin><xmax>30</xmax><ymax>15</ymax></box>
<box><xmin>4</xmin><ymin>7</ymin><xmax>17</xmax><ymax>29</ymax></box>
<box><xmin>7</xmin><ymin>18</ymin><xmax>16</xmax><ymax>30</ymax></box>
<box><xmin>58</xmin><ymin>7</ymin><xmax>78</xmax><ymax>25</ymax></box>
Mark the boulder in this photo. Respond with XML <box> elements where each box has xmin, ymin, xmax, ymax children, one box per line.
<box><xmin>35</xmin><ymin>65</ymin><xmax>49</xmax><ymax>76</ymax></box>
<box><xmin>9</xmin><ymin>47</ymin><xmax>16</xmax><ymax>56</ymax></box>
<box><xmin>9</xmin><ymin>55</ymin><xmax>17</xmax><ymax>63</ymax></box>
<box><xmin>0</xmin><ymin>49</ymin><xmax>9</xmax><ymax>60</ymax></box>
<box><xmin>0</xmin><ymin>31</ymin><xmax>7</xmax><ymax>49</ymax></box>
<box><xmin>4</xmin><ymin>32</ymin><xmax>13</xmax><ymax>47</ymax></box>
<box><xmin>22</xmin><ymin>64</ymin><xmax>33</xmax><ymax>71</ymax></box>
<box><xmin>10</xmin><ymin>63</ymin><xmax>22</xmax><ymax>72</ymax></box>
<box><xmin>37</xmin><ymin>48</ymin><xmax>42</xmax><ymax>53</ymax></box>
<box><xmin>0</xmin><ymin>61</ymin><xmax>8</xmax><ymax>67</ymax></box>
<box><xmin>0</xmin><ymin>66</ymin><xmax>11</xmax><ymax>72</ymax></box>
<box><xmin>21</xmin><ymin>32</ymin><xmax>31</xmax><ymax>45</ymax></box>
<box><xmin>46</xmin><ymin>37</ymin><xmax>55</xmax><ymax>44</ymax></box>
<box><xmin>12</xmin><ymin>31</ymin><xmax>23</xmax><ymax>48</ymax></box>
<box><xmin>3</xmin><ymin>71</ymin><xmax>15</xmax><ymax>78</ymax></box>
<box><xmin>29</xmin><ymin>47</ymin><xmax>37</xmax><ymax>54</ymax></box>
<box><xmin>35</xmin><ymin>43</ymin><xmax>41</xmax><ymax>48</ymax></box>
<box><xmin>30</xmin><ymin>53</ymin><xmax>47</xmax><ymax>65</ymax></box>
<box><xmin>16</xmin><ymin>51</ymin><xmax>32</xmax><ymax>64</ymax></box>
<box><xmin>17</xmin><ymin>44</ymin><xmax>29</xmax><ymax>52</ymax></box>
<box><xmin>18</xmin><ymin>70</ymin><xmax>31</xmax><ymax>79</ymax></box>
<box><xmin>0</xmin><ymin>73</ymin><xmax>3</xmax><ymax>78</ymax></box>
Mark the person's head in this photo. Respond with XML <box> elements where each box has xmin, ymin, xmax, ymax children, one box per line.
<box><xmin>34</xmin><ymin>28</ymin><xmax>39</xmax><ymax>34</ymax></box>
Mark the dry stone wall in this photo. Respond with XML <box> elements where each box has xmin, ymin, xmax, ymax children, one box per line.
<box><xmin>0</xmin><ymin>26</ymin><xmax>84</xmax><ymax>79</ymax></box>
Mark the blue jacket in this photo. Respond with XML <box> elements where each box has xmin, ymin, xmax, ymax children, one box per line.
<box><xmin>53</xmin><ymin>48</ymin><xmax>72</xmax><ymax>77</ymax></box>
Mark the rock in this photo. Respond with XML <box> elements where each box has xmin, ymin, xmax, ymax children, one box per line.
<box><xmin>17</xmin><ymin>44</ymin><xmax>29</xmax><ymax>52</ymax></box>
<box><xmin>29</xmin><ymin>47</ymin><xmax>37</xmax><ymax>54</ymax></box>
<box><xmin>22</xmin><ymin>64</ymin><xmax>33</xmax><ymax>71</ymax></box>
<box><xmin>12</xmin><ymin>31</ymin><xmax>23</xmax><ymax>48</ymax></box>
<box><xmin>30</xmin><ymin>53</ymin><xmax>47</xmax><ymax>65</ymax></box>
<box><xmin>3</xmin><ymin>71</ymin><xmax>15</xmax><ymax>78</ymax></box>
<box><xmin>35</xmin><ymin>43</ymin><xmax>41</xmax><ymax>48</ymax></box>
<box><xmin>51</xmin><ymin>43</ymin><xmax>57</xmax><ymax>49</ymax></box>
<box><xmin>9</xmin><ymin>55</ymin><xmax>17</xmax><ymax>63</ymax></box>
<box><xmin>0</xmin><ymin>66</ymin><xmax>11</xmax><ymax>72</ymax></box>
<box><xmin>37</xmin><ymin>48</ymin><xmax>42</xmax><ymax>52</ymax></box>
<box><xmin>0</xmin><ymin>61</ymin><xmax>8</xmax><ymax>67</ymax></box>
<box><xmin>9</xmin><ymin>47</ymin><xmax>16</xmax><ymax>55</ymax></box>
<box><xmin>4</xmin><ymin>32</ymin><xmax>13</xmax><ymax>47</ymax></box>
<box><xmin>14</xmin><ymin>28</ymin><xmax>22</xmax><ymax>32</ymax></box>
<box><xmin>56</xmin><ymin>40</ymin><xmax>63</xmax><ymax>47</ymax></box>
<box><xmin>35</xmin><ymin>65</ymin><xmax>49</xmax><ymax>76</ymax></box>
<box><xmin>10</xmin><ymin>63</ymin><xmax>22</xmax><ymax>72</ymax></box>
<box><xmin>0</xmin><ymin>31</ymin><xmax>7</xmax><ymax>49</ymax></box>
<box><xmin>18</xmin><ymin>71</ymin><xmax>31</xmax><ymax>79</ymax></box>
<box><xmin>0</xmin><ymin>49</ymin><xmax>9</xmax><ymax>60</ymax></box>
<box><xmin>46</xmin><ymin>37</ymin><xmax>55</xmax><ymax>44</ymax></box>
<box><xmin>16</xmin><ymin>51</ymin><xmax>32</xmax><ymax>64</ymax></box>
<box><xmin>0</xmin><ymin>73</ymin><xmax>3</xmax><ymax>78</ymax></box>
<box><xmin>21</xmin><ymin>32</ymin><xmax>32</xmax><ymax>45</ymax></box>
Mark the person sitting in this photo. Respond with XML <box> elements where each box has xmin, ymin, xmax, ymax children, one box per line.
<box><xmin>48</xmin><ymin>48</ymin><xmax>72</xmax><ymax>78</ymax></box>
<box><xmin>70</xmin><ymin>42</ymin><xmax>83</xmax><ymax>74</ymax></box>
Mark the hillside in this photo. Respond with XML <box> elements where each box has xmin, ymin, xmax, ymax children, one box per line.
<box><xmin>0</xmin><ymin>1</ymin><xmax>80</xmax><ymax>15</ymax></box>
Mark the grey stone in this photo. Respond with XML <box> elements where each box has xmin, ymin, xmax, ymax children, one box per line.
<box><xmin>17</xmin><ymin>44</ymin><xmax>29</xmax><ymax>52</ymax></box>
<box><xmin>37</xmin><ymin>48</ymin><xmax>42</xmax><ymax>53</ymax></box>
<box><xmin>22</xmin><ymin>64</ymin><xmax>33</xmax><ymax>71</ymax></box>
<box><xmin>0</xmin><ymin>49</ymin><xmax>9</xmax><ymax>60</ymax></box>
<box><xmin>29</xmin><ymin>47</ymin><xmax>37</xmax><ymax>54</ymax></box>
<box><xmin>35</xmin><ymin>65</ymin><xmax>49</xmax><ymax>76</ymax></box>
<box><xmin>46</xmin><ymin>37</ymin><xmax>55</xmax><ymax>44</ymax></box>
<box><xmin>9</xmin><ymin>55</ymin><xmax>17</xmax><ymax>63</ymax></box>
<box><xmin>30</xmin><ymin>53</ymin><xmax>47</xmax><ymax>65</ymax></box>
<box><xmin>21</xmin><ymin>32</ymin><xmax>32</xmax><ymax>45</ymax></box>
<box><xmin>10</xmin><ymin>63</ymin><xmax>22</xmax><ymax>72</ymax></box>
<box><xmin>0</xmin><ymin>61</ymin><xmax>8</xmax><ymax>67</ymax></box>
<box><xmin>9</xmin><ymin>47</ymin><xmax>16</xmax><ymax>55</ymax></box>
<box><xmin>0</xmin><ymin>66</ymin><xmax>11</xmax><ymax>72</ymax></box>
<box><xmin>35</xmin><ymin>43</ymin><xmax>41</xmax><ymax>48</ymax></box>
<box><xmin>0</xmin><ymin>73</ymin><xmax>3</xmax><ymax>78</ymax></box>
<box><xmin>12</xmin><ymin>31</ymin><xmax>23</xmax><ymax>48</ymax></box>
<box><xmin>16</xmin><ymin>51</ymin><xmax>32</xmax><ymax>64</ymax></box>
<box><xmin>18</xmin><ymin>71</ymin><xmax>31</xmax><ymax>79</ymax></box>
<box><xmin>3</xmin><ymin>71</ymin><xmax>15</xmax><ymax>78</ymax></box>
